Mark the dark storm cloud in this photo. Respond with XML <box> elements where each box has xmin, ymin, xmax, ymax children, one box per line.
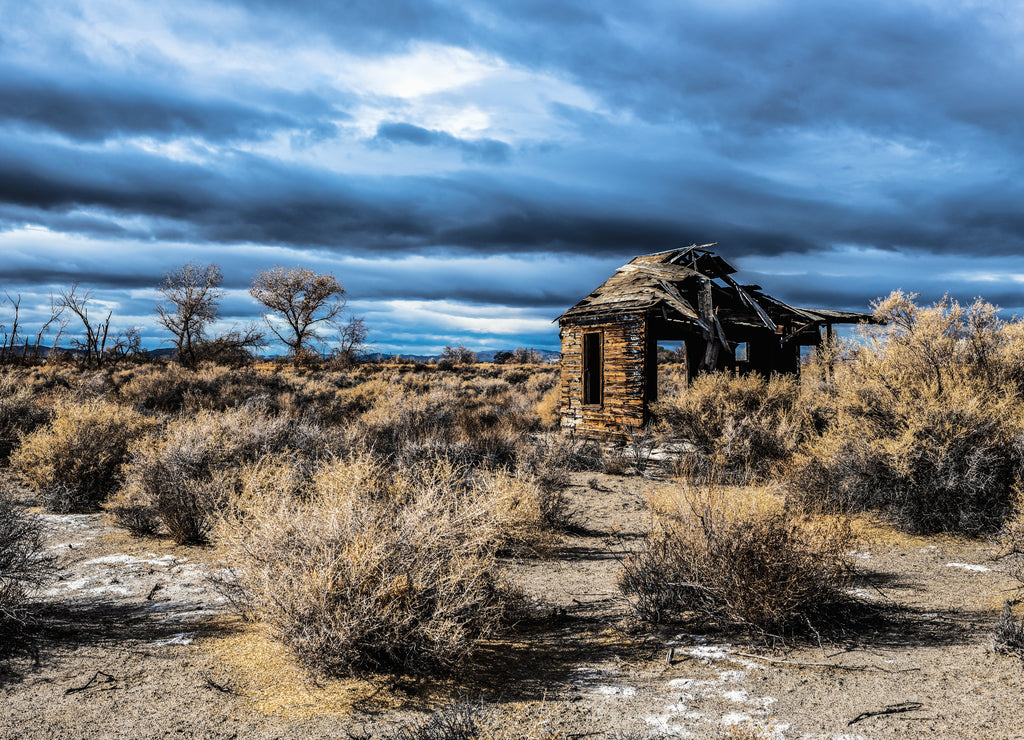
<box><xmin>0</xmin><ymin>69</ymin><xmax>335</xmax><ymax>143</ymax></box>
<box><xmin>484</xmin><ymin>1</ymin><xmax>1024</xmax><ymax>143</ymax></box>
<box><xmin>374</xmin><ymin>122</ymin><xmax>511</xmax><ymax>163</ymax></box>
<box><xmin>0</xmin><ymin>268</ymin><xmax>159</xmax><ymax>290</ymax></box>
<box><xmin>5</xmin><ymin>131</ymin><xmax>1024</xmax><ymax>262</ymax></box>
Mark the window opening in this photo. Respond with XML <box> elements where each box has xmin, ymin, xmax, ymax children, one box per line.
<box><xmin>582</xmin><ymin>331</ymin><xmax>602</xmax><ymax>405</ymax></box>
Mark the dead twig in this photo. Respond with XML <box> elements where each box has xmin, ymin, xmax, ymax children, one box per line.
<box><xmin>65</xmin><ymin>671</ymin><xmax>117</xmax><ymax>695</ymax></box>
<box><xmin>848</xmin><ymin>701</ymin><xmax>924</xmax><ymax>725</ymax></box>
<box><xmin>145</xmin><ymin>583</ymin><xmax>163</xmax><ymax>600</ymax></box>
<box><xmin>204</xmin><ymin>677</ymin><xmax>236</xmax><ymax>694</ymax></box>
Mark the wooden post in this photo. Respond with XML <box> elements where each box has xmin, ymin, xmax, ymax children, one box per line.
<box><xmin>698</xmin><ymin>279</ymin><xmax>719</xmax><ymax>370</ymax></box>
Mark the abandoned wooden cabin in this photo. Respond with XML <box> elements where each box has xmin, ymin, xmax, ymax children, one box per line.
<box><xmin>557</xmin><ymin>244</ymin><xmax>875</xmax><ymax>437</ymax></box>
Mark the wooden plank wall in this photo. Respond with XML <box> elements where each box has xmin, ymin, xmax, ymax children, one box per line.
<box><xmin>559</xmin><ymin>313</ymin><xmax>648</xmax><ymax>438</ymax></box>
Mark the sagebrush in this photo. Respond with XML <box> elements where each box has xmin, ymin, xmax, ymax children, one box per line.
<box><xmin>216</xmin><ymin>455</ymin><xmax>521</xmax><ymax>675</ymax></box>
<box><xmin>620</xmin><ymin>484</ymin><xmax>854</xmax><ymax>635</ymax></box>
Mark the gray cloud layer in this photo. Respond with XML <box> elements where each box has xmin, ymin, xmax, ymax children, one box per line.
<box><xmin>1</xmin><ymin>0</ymin><xmax>1022</xmax><ymax>350</ymax></box>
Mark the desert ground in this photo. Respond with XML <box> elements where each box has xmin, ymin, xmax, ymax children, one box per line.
<box><xmin>3</xmin><ymin>465</ymin><xmax>1022</xmax><ymax>740</ymax></box>
<box><xmin>5</xmin><ymin>302</ymin><xmax>1024</xmax><ymax>740</ymax></box>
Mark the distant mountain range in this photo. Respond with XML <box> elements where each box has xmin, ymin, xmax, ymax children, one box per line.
<box><xmin>362</xmin><ymin>348</ymin><xmax>561</xmax><ymax>363</ymax></box>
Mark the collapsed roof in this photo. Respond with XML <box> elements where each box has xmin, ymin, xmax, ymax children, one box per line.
<box><xmin>558</xmin><ymin>244</ymin><xmax>875</xmax><ymax>342</ymax></box>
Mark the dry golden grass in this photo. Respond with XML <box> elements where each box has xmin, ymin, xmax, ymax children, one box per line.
<box><xmin>846</xmin><ymin>513</ymin><xmax>968</xmax><ymax>550</ymax></box>
<box><xmin>647</xmin><ymin>480</ymin><xmax>785</xmax><ymax>522</ymax></box>
<box><xmin>204</xmin><ymin>618</ymin><xmax>400</xmax><ymax>719</ymax></box>
<box><xmin>11</xmin><ymin>400</ymin><xmax>157</xmax><ymax>512</ymax></box>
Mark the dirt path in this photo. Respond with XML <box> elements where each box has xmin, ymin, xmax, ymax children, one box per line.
<box><xmin>3</xmin><ymin>475</ymin><xmax>1024</xmax><ymax>739</ymax></box>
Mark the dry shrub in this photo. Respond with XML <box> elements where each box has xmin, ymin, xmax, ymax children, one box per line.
<box><xmin>534</xmin><ymin>384</ymin><xmax>561</xmax><ymax>430</ymax></box>
<box><xmin>789</xmin><ymin>292</ymin><xmax>1024</xmax><ymax>534</ymax></box>
<box><xmin>367</xmin><ymin>703</ymin><xmax>481</xmax><ymax>740</ymax></box>
<box><xmin>116</xmin><ymin>363</ymin><xmax>277</xmax><ymax>413</ymax></box>
<box><xmin>0</xmin><ymin>376</ymin><xmax>51</xmax><ymax>464</ymax></box>
<box><xmin>656</xmin><ymin>372</ymin><xmax>808</xmax><ymax>482</ymax></box>
<box><xmin>356</xmin><ymin>375</ymin><xmax>537</xmax><ymax>467</ymax></box>
<box><xmin>619</xmin><ymin>484</ymin><xmax>854</xmax><ymax>634</ymax></box>
<box><xmin>354</xmin><ymin>701</ymin><xmax>561</xmax><ymax>740</ymax></box>
<box><xmin>216</xmin><ymin>455</ymin><xmax>518</xmax><ymax>676</ymax></box>
<box><xmin>789</xmin><ymin>389</ymin><xmax>1020</xmax><ymax>533</ymax></box>
<box><xmin>993</xmin><ymin>601</ymin><xmax>1024</xmax><ymax>659</ymax></box>
<box><xmin>11</xmin><ymin>401</ymin><xmax>156</xmax><ymax>512</ymax></box>
<box><xmin>118</xmin><ymin>403</ymin><xmax>325</xmax><ymax>543</ymax></box>
<box><xmin>0</xmin><ymin>487</ymin><xmax>56</xmax><ymax>625</ymax></box>
<box><xmin>602</xmin><ymin>452</ymin><xmax>631</xmax><ymax>476</ymax></box>
<box><xmin>473</xmin><ymin>469</ymin><xmax>557</xmax><ymax>553</ymax></box>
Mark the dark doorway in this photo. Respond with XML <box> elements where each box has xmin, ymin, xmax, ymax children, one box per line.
<box><xmin>582</xmin><ymin>331</ymin><xmax>602</xmax><ymax>405</ymax></box>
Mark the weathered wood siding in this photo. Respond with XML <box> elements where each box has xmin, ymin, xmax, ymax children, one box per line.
<box><xmin>559</xmin><ymin>312</ymin><xmax>649</xmax><ymax>437</ymax></box>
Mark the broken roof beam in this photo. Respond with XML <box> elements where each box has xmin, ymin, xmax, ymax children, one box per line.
<box><xmin>655</xmin><ymin>279</ymin><xmax>712</xmax><ymax>334</ymax></box>
<box><xmin>617</xmin><ymin>262</ymin><xmax>703</xmax><ymax>281</ymax></box>
<box><xmin>749</xmin><ymin>291</ymin><xmax>821</xmax><ymax>324</ymax></box>
<box><xmin>720</xmin><ymin>274</ymin><xmax>778</xmax><ymax>332</ymax></box>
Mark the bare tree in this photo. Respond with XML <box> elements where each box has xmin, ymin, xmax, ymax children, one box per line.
<box><xmin>332</xmin><ymin>315</ymin><xmax>368</xmax><ymax>365</ymax></box>
<box><xmin>193</xmin><ymin>324</ymin><xmax>265</xmax><ymax>366</ymax></box>
<box><xmin>1</xmin><ymin>292</ymin><xmax>21</xmax><ymax>363</ymax></box>
<box><xmin>58</xmin><ymin>284</ymin><xmax>112</xmax><ymax>367</ymax></box>
<box><xmin>32</xmin><ymin>292</ymin><xmax>68</xmax><ymax>360</ymax></box>
<box><xmin>512</xmin><ymin>347</ymin><xmax>543</xmax><ymax>363</ymax></box>
<box><xmin>108</xmin><ymin>326</ymin><xmax>144</xmax><ymax>360</ymax></box>
<box><xmin>249</xmin><ymin>266</ymin><xmax>345</xmax><ymax>362</ymax></box>
<box><xmin>440</xmin><ymin>344</ymin><xmax>477</xmax><ymax>365</ymax></box>
<box><xmin>156</xmin><ymin>262</ymin><xmax>224</xmax><ymax>370</ymax></box>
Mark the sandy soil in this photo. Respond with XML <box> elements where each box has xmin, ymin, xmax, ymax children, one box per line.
<box><xmin>2</xmin><ymin>472</ymin><xmax>1024</xmax><ymax>739</ymax></box>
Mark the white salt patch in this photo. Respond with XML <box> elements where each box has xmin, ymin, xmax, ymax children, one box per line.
<box><xmin>595</xmin><ymin>685</ymin><xmax>637</xmax><ymax>697</ymax></box>
<box><xmin>665</xmin><ymin>702</ymin><xmax>692</xmax><ymax>713</ymax></box>
<box><xmin>848</xmin><ymin>551</ymin><xmax>872</xmax><ymax>559</ymax></box>
<box><xmin>645</xmin><ymin>715</ymin><xmax>693</xmax><ymax>736</ymax></box>
<box><xmin>81</xmin><ymin>553</ymin><xmax>179</xmax><ymax>568</ymax></box>
<box><xmin>37</xmin><ymin>514</ymin><xmax>98</xmax><ymax>529</ymax></box>
<box><xmin>722</xmin><ymin>689</ymin><xmax>748</xmax><ymax>702</ymax></box>
<box><xmin>669</xmin><ymin>678</ymin><xmax>714</xmax><ymax>690</ymax></box>
<box><xmin>846</xmin><ymin>587</ymin><xmax>880</xmax><ymax>600</ymax></box>
<box><xmin>946</xmin><ymin>562</ymin><xmax>991</xmax><ymax>572</ymax></box>
<box><xmin>717</xmin><ymin>670</ymin><xmax>747</xmax><ymax>683</ymax></box>
<box><xmin>43</xmin><ymin>577</ymin><xmax>92</xmax><ymax>595</ymax></box>
<box><xmin>721</xmin><ymin>712</ymin><xmax>753</xmax><ymax>725</ymax></box>
<box><xmin>152</xmin><ymin>633</ymin><xmax>193</xmax><ymax>647</ymax></box>
<box><xmin>687</xmin><ymin>645</ymin><xmax>731</xmax><ymax>661</ymax></box>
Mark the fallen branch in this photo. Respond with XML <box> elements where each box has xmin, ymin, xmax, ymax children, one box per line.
<box><xmin>204</xmin><ymin>677</ymin><xmax>236</xmax><ymax>694</ymax></box>
<box><xmin>848</xmin><ymin>701</ymin><xmax>923</xmax><ymax>725</ymax></box>
<box><xmin>65</xmin><ymin>671</ymin><xmax>117</xmax><ymax>695</ymax></box>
